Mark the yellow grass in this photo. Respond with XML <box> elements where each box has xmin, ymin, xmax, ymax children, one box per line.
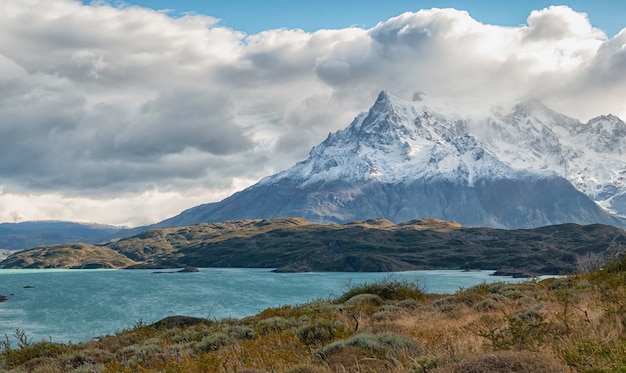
<box><xmin>3</xmin><ymin>261</ymin><xmax>626</xmax><ymax>372</ymax></box>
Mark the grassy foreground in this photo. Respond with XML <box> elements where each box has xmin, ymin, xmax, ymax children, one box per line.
<box><xmin>2</xmin><ymin>258</ymin><xmax>626</xmax><ymax>372</ymax></box>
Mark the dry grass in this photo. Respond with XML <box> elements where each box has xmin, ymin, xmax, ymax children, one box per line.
<box><xmin>3</xmin><ymin>265</ymin><xmax>626</xmax><ymax>372</ymax></box>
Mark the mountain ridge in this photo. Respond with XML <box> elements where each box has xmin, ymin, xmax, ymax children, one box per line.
<box><xmin>2</xmin><ymin>91</ymin><xmax>626</xmax><ymax>250</ymax></box>
<box><xmin>0</xmin><ymin>221</ymin><xmax>127</xmax><ymax>251</ymax></box>
<box><xmin>158</xmin><ymin>91</ymin><xmax>626</xmax><ymax>229</ymax></box>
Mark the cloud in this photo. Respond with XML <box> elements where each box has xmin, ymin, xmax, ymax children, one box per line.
<box><xmin>0</xmin><ymin>1</ymin><xmax>624</xmax><ymax>225</ymax></box>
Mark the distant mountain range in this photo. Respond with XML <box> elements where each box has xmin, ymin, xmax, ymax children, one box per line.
<box><xmin>0</xmin><ymin>221</ymin><xmax>125</xmax><ymax>251</ymax></box>
<box><xmin>158</xmin><ymin>91</ymin><xmax>626</xmax><ymax>230</ymax></box>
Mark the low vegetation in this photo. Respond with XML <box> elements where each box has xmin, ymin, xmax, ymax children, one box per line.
<box><xmin>2</xmin><ymin>218</ymin><xmax>626</xmax><ymax>275</ymax></box>
<box><xmin>3</xmin><ymin>255</ymin><xmax>626</xmax><ymax>372</ymax></box>
<box><xmin>0</xmin><ymin>243</ymin><xmax>136</xmax><ymax>269</ymax></box>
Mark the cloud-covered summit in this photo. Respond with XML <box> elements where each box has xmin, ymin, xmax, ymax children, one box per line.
<box><xmin>0</xmin><ymin>1</ymin><xmax>624</xmax><ymax>226</ymax></box>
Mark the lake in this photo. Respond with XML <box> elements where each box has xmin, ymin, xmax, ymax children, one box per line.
<box><xmin>0</xmin><ymin>268</ymin><xmax>530</xmax><ymax>344</ymax></box>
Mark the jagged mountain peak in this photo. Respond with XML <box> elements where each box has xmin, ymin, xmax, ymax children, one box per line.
<box><xmin>158</xmin><ymin>91</ymin><xmax>626</xmax><ymax>229</ymax></box>
<box><xmin>354</xmin><ymin>90</ymin><xmax>421</xmax><ymax>134</ymax></box>
<box><xmin>494</xmin><ymin>99</ymin><xmax>579</xmax><ymax>130</ymax></box>
<box><xmin>510</xmin><ymin>99</ymin><xmax>551</xmax><ymax>115</ymax></box>
<box><xmin>262</xmin><ymin>92</ymin><xmax>522</xmax><ymax>188</ymax></box>
<box><xmin>581</xmin><ymin>114</ymin><xmax>626</xmax><ymax>154</ymax></box>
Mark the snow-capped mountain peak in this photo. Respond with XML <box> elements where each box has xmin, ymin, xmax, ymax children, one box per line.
<box><xmin>261</xmin><ymin>91</ymin><xmax>626</xmax><ymax>218</ymax></box>
<box><xmin>161</xmin><ymin>91</ymin><xmax>626</xmax><ymax>229</ymax></box>
<box><xmin>472</xmin><ymin>99</ymin><xmax>626</xmax><ymax>217</ymax></box>
<box><xmin>263</xmin><ymin>91</ymin><xmax>524</xmax><ymax>188</ymax></box>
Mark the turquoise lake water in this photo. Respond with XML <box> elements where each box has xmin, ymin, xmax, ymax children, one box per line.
<box><xmin>0</xmin><ymin>268</ymin><xmax>529</xmax><ymax>343</ymax></box>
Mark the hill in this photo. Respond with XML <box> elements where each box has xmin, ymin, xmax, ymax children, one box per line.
<box><xmin>2</xmin><ymin>218</ymin><xmax>625</xmax><ymax>275</ymax></box>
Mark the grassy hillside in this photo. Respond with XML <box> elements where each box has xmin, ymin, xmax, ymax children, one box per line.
<box><xmin>2</xmin><ymin>256</ymin><xmax>626</xmax><ymax>372</ymax></box>
<box><xmin>2</xmin><ymin>218</ymin><xmax>626</xmax><ymax>275</ymax></box>
<box><xmin>0</xmin><ymin>243</ymin><xmax>137</xmax><ymax>269</ymax></box>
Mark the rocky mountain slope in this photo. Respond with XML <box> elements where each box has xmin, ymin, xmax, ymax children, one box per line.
<box><xmin>473</xmin><ymin>100</ymin><xmax>626</xmax><ymax>217</ymax></box>
<box><xmin>159</xmin><ymin>92</ymin><xmax>625</xmax><ymax>229</ymax></box>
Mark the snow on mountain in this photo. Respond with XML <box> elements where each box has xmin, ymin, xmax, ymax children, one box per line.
<box><xmin>266</xmin><ymin>90</ymin><xmax>626</xmax><ymax>218</ymax></box>
<box><xmin>158</xmin><ymin>91</ymin><xmax>625</xmax><ymax>229</ymax></box>
<box><xmin>473</xmin><ymin>100</ymin><xmax>626</xmax><ymax>217</ymax></box>
<box><xmin>260</xmin><ymin>91</ymin><xmax>526</xmax><ymax>188</ymax></box>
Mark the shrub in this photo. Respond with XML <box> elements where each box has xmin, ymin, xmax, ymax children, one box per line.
<box><xmin>372</xmin><ymin>305</ymin><xmax>402</xmax><ymax>321</ymax></box>
<box><xmin>316</xmin><ymin>332</ymin><xmax>419</xmax><ymax>359</ymax></box>
<box><xmin>433</xmin><ymin>296</ymin><xmax>455</xmax><ymax>312</ymax></box>
<box><xmin>478</xmin><ymin>310</ymin><xmax>552</xmax><ymax>351</ymax></box>
<box><xmin>548</xmin><ymin>278</ymin><xmax>573</xmax><ymax>291</ymax></box>
<box><xmin>223</xmin><ymin>325</ymin><xmax>255</xmax><ymax>340</ymax></box>
<box><xmin>0</xmin><ymin>330</ymin><xmax>67</xmax><ymax>369</ymax></box>
<box><xmin>344</xmin><ymin>293</ymin><xmax>384</xmax><ymax>307</ymax></box>
<box><xmin>398</xmin><ymin>299</ymin><xmax>419</xmax><ymax>308</ymax></box>
<box><xmin>151</xmin><ymin>315</ymin><xmax>209</xmax><ymax>329</ymax></box>
<box><xmin>335</xmin><ymin>277</ymin><xmax>422</xmax><ymax>303</ymax></box>
<box><xmin>295</xmin><ymin>320</ymin><xmax>345</xmax><ymax>345</ymax></box>
<box><xmin>473</xmin><ymin>299</ymin><xmax>496</xmax><ymax>312</ymax></box>
<box><xmin>409</xmin><ymin>354</ymin><xmax>441</xmax><ymax>373</ymax></box>
<box><xmin>256</xmin><ymin>317</ymin><xmax>296</xmax><ymax>335</ymax></box>
<box><xmin>487</xmin><ymin>283</ymin><xmax>523</xmax><ymax>299</ymax></box>
<box><xmin>194</xmin><ymin>333</ymin><xmax>235</xmax><ymax>352</ymax></box>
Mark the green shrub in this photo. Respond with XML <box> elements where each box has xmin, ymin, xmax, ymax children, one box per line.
<box><xmin>194</xmin><ymin>333</ymin><xmax>235</xmax><ymax>352</ymax></box>
<box><xmin>372</xmin><ymin>305</ymin><xmax>402</xmax><ymax>321</ymax></box>
<box><xmin>487</xmin><ymin>283</ymin><xmax>523</xmax><ymax>299</ymax></box>
<box><xmin>256</xmin><ymin>317</ymin><xmax>297</xmax><ymax>335</ymax></box>
<box><xmin>478</xmin><ymin>310</ymin><xmax>552</xmax><ymax>351</ymax></box>
<box><xmin>316</xmin><ymin>332</ymin><xmax>419</xmax><ymax>359</ymax></box>
<box><xmin>466</xmin><ymin>281</ymin><xmax>492</xmax><ymax>295</ymax></box>
<box><xmin>0</xmin><ymin>330</ymin><xmax>67</xmax><ymax>369</ymax></box>
<box><xmin>295</xmin><ymin>320</ymin><xmax>345</xmax><ymax>345</ymax></box>
<box><xmin>398</xmin><ymin>299</ymin><xmax>419</xmax><ymax>308</ymax></box>
<box><xmin>473</xmin><ymin>299</ymin><xmax>496</xmax><ymax>312</ymax></box>
<box><xmin>223</xmin><ymin>325</ymin><xmax>255</xmax><ymax>340</ymax></box>
<box><xmin>548</xmin><ymin>278</ymin><xmax>573</xmax><ymax>291</ymax></box>
<box><xmin>409</xmin><ymin>354</ymin><xmax>441</xmax><ymax>373</ymax></box>
<box><xmin>335</xmin><ymin>277</ymin><xmax>422</xmax><ymax>303</ymax></box>
<box><xmin>344</xmin><ymin>293</ymin><xmax>384</xmax><ymax>307</ymax></box>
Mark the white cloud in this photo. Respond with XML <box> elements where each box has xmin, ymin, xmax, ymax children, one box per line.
<box><xmin>0</xmin><ymin>188</ymin><xmax>218</xmax><ymax>227</ymax></box>
<box><xmin>0</xmin><ymin>1</ymin><xmax>624</xmax><ymax>226</ymax></box>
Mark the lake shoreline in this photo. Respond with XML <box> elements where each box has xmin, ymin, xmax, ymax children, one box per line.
<box><xmin>0</xmin><ymin>268</ymin><xmax>531</xmax><ymax>344</ymax></box>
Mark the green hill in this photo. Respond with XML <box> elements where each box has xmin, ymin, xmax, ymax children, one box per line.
<box><xmin>2</xmin><ymin>218</ymin><xmax>625</xmax><ymax>275</ymax></box>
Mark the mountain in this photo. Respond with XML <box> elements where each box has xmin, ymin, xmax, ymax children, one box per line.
<box><xmin>158</xmin><ymin>92</ymin><xmax>625</xmax><ymax>229</ymax></box>
<box><xmin>473</xmin><ymin>100</ymin><xmax>626</xmax><ymax>218</ymax></box>
<box><xmin>0</xmin><ymin>221</ymin><xmax>127</xmax><ymax>251</ymax></box>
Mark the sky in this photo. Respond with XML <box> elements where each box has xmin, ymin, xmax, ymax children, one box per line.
<box><xmin>0</xmin><ymin>0</ymin><xmax>625</xmax><ymax>227</ymax></box>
